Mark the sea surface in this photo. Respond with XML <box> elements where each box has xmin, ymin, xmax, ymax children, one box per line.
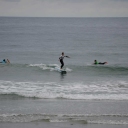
<box><xmin>0</xmin><ymin>17</ymin><xmax>128</xmax><ymax>127</ymax></box>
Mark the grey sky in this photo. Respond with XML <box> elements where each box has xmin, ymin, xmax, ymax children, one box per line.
<box><xmin>0</xmin><ymin>0</ymin><xmax>128</xmax><ymax>17</ymax></box>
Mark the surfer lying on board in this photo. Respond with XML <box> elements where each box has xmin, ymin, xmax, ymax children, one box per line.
<box><xmin>59</xmin><ymin>52</ymin><xmax>70</xmax><ymax>69</ymax></box>
<box><xmin>0</xmin><ymin>59</ymin><xmax>10</xmax><ymax>64</ymax></box>
<box><xmin>94</xmin><ymin>60</ymin><xmax>107</xmax><ymax>65</ymax></box>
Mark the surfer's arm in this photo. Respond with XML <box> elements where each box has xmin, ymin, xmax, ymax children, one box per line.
<box><xmin>7</xmin><ymin>59</ymin><xmax>10</xmax><ymax>63</ymax></box>
<box><xmin>59</xmin><ymin>56</ymin><xmax>61</xmax><ymax>60</ymax></box>
<box><xmin>65</xmin><ymin>56</ymin><xmax>70</xmax><ymax>58</ymax></box>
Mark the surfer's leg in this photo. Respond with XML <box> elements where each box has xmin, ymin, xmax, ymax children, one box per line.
<box><xmin>99</xmin><ymin>62</ymin><xmax>107</xmax><ymax>65</ymax></box>
<box><xmin>62</xmin><ymin>61</ymin><xmax>64</xmax><ymax>69</ymax></box>
<box><xmin>99</xmin><ymin>62</ymin><xmax>103</xmax><ymax>65</ymax></box>
<box><xmin>60</xmin><ymin>60</ymin><xmax>63</xmax><ymax>69</ymax></box>
<box><xmin>60</xmin><ymin>60</ymin><xmax>64</xmax><ymax>69</ymax></box>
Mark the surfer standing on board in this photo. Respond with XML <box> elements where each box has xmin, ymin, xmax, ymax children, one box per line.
<box><xmin>59</xmin><ymin>52</ymin><xmax>70</xmax><ymax>69</ymax></box>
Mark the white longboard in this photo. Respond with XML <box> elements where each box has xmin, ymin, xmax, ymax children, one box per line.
<box><xmin>55</xmin><ymin>67</ymin><xmax>67</xmax><ymax>73</ymax></box>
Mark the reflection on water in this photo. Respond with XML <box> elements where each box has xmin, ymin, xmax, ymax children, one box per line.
<box><xmin>60</xmin><ymin>72</ymin><xmax>67</xmax><ymax>81</ymax></box>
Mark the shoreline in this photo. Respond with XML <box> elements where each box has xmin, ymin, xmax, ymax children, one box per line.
<box><xmin>0</xmin><ymin>122</ymin><xmax>128</xmax><ymax>128</ymax></box>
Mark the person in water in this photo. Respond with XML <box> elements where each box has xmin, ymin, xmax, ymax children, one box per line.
<box><xmin>6</xmin><ymin>59</ymin><xmax>10</xmax><ymax>63</ymax></box>
<box><xmin>0</xmin><ymin>59</ymin><xmax>10</xmax><ymax>64</ymax></box>
<box><xmin>59</xmin><ymin>52</ymin><xmax>70</xmax><ymax>69</ymax></box>
<box><xmin>94</xmin><ymin>60</ymin><xmax>107</xmax><ymax>65</ymax></box>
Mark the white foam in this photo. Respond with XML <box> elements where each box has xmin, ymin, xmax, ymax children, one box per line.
<box><xmin>28</xmin><ymin>63</ymin><xmax>72</xmax><ymax>72</ymax></box>
<box><xmin>88</xmin><ymin>120</ymin><xmax>128</xmax><ymax>125</ymax></box>
<box><xmin>29</xmin><ymin>63</ymin><xmax>55</xmax><ymax>70</ymax></box>
<box><xmin>0</xmin><ymin>80</ymin><xmax>128</xmax><ymax>100</ymax></box>
<box><xmin>65</xmin><ymin>67</ymin><xmax>72</xmax><ymax>72</ymax></box>
<box><xmin>1</xmin><ymin>113</ymin><xmax>128</xmax><ymax>124</ymax></box>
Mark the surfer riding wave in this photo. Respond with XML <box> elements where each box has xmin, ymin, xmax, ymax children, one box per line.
<box><xmin>59</xmin><ymin>52</ymin><xmax>70</xmax><ymax>69</ymax></box>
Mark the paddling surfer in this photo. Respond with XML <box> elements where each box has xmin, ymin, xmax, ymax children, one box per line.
<box><xmin>94</xmin><ymin>60</ymin><xmax>107</xmax><ymax>65</ymax></box>
<box><xmin>0</xmin><ymin>59</ymin><xmax>10</xmax><ymax>64</ymax></box>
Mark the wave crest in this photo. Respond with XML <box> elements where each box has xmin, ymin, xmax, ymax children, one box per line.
<box><xmin>0</xmin><ymin>80</ymin><xmax>128</xmax><ymax>100</ymax></box>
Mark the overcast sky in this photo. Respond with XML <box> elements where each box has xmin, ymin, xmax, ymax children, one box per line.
<box><xmin>0</xmin><ymin>0</ymin><xmax>128</xmax><ymax>17</ymax></box>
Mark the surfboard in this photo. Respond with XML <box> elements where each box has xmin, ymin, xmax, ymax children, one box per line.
<box><xmin>55</xmin><ymin>67</ymin><xmax>67</xmax><ymax>73</ymax></box>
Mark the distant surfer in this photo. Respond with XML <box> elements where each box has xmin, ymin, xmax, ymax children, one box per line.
<box><xmin>0</xmin><ymin>59</ymin><xmax>10</xmax><ymax>64</ymax></box>
<box><xmin>94</xmin><ymin>60</ymin><xmax>107</xmax><ymax>65</ymax></box>
<box><xmin>59</xmin><ymin>52</ymin><xmax>70</xmax><ymax>69</ymax></box>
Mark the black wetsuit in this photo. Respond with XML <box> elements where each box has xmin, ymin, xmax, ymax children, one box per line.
<box><xmin>59</xmin><ymin>55</ymin><xmax>68</xmax><ymax>69</ymax></box>
<box><xmin>98</xmin><ymin>62</ymin><xmax>107</xmax><ymax>65</ymax></box>
<box><xmin>94</xmin><ymin>62</ymin><xmax>107</xmax><ymax>65</ymax></box>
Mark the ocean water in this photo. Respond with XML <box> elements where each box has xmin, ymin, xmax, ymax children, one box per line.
<box><xmin>0</xmin><ymin>17</ymin><xmax>128</xmax><ymax>126</ymax></box>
